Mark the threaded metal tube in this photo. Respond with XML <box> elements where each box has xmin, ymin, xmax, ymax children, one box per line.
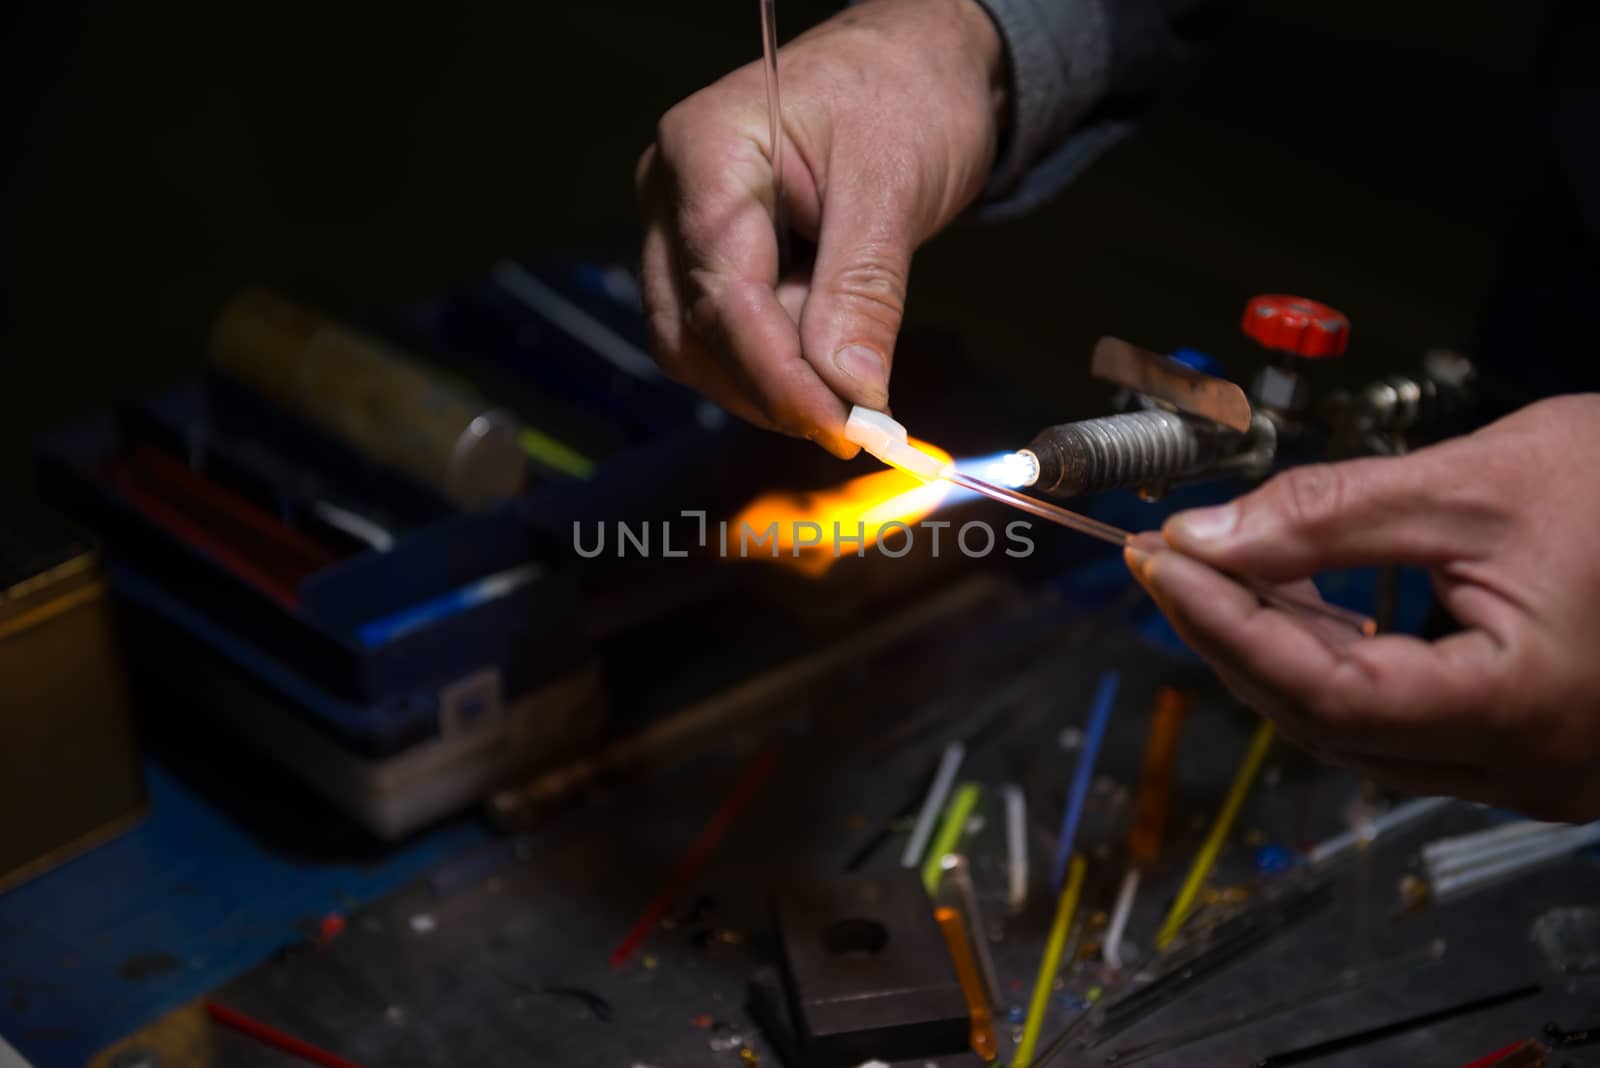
<box><xmin>1025</xmin><ymin>409</ymin><xmax>1214</xmax><ymax>497</ymax></box>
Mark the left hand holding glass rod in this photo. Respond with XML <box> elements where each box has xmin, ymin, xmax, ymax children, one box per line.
<box><xmin>1128</xmin><ymin>393</ymin><xmax>1600</xmax><ymax>821</ymax></box>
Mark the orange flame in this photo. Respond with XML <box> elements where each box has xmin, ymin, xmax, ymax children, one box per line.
<box><xmin>730</xmin><ymin>438</ymin><xmax>954</xmax><ymax>577</ymax></box>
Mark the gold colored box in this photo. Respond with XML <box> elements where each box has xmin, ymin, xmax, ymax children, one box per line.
<box><xmin>1</xmin><ymin>517</ymin><xmax>144</xmax><ymax>891</ymax></box>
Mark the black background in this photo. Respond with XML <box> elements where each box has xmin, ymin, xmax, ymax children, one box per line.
<box><xmin>1</xmin><ymin>0</ymin><xmax>1555</xmax><ymax>495</ymax></box>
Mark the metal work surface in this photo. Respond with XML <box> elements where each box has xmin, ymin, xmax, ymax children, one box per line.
<box><xmin>91</xmin><ymin>614</ymin><xmax>1600</xmax><ymax>1068</ymax></box>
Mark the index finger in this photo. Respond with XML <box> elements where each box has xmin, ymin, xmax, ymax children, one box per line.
<box><xmin>659</xmin><ymin>105</ymin><xmax>854</xmax><ymax>453</ymax></box>
<box><xmin>1129</xmin><ymin>546</ymin><xmax>1510</xmax><ymax>763</ymax></box>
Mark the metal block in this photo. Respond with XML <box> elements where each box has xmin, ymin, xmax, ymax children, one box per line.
<box><xmin>748</xmin><ymin>964</ymin><xmax>984</xmax><ymax>1068</ymax></box>
<box><xmin>773</xmin><ymin>870</ymin><xmax>971</xmax><ymax>1066</ymax></box>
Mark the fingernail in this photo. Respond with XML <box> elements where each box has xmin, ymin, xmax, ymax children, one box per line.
<box><xmin>834</xmin><ymin>345</ymin><xmax>887</xmax><ymax>393</ymax></box>
<box><xmin>1127</xmin><ymin>530</ymin><xmax>1165</xmax><ymax>555</ymax></box>
<box><xmin>1168</xmin><ymin>504</ymin><xmax>1238</xmax><ymax>546</ymax></box>
<box><xmin>1123</xmin><ymin>546</ymin><xmax>1153</xmax><ymax>582</ymax></box>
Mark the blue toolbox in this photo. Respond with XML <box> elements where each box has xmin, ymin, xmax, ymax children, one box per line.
<box><xmin>34</xmin><ymin>256</ymin><xmax>793</xmax><ymax>836</ymax></box>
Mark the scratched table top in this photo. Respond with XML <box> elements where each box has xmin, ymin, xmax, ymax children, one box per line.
<box><xmin>85</xmin><ymin>605</ymin><xmax>1600</xmax><ymax>1068</ymax></box>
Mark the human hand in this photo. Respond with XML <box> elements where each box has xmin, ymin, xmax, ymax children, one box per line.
<box><xmin>1125</xmin><ymin>394</ymin><xmax>1600</xmax><ymax>821</ymax></box>
<box><xmin>636</xmin><ymin>0</ymin><xmax>1005</xmax><ymax>456</ymax></box>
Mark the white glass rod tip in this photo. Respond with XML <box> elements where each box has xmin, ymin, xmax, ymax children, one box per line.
<box><xmin>844</xmin><ymin>406</ymin><xmax>943</xmax><ymax>481</ymax></box>
<box><xmin>844</xmin><ymin>406</ymin><xmax>907</xmax><ymax>453</ymax></box>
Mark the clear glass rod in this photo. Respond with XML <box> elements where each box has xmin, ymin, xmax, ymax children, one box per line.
<box><xmin>942</xmin><ymin>468</ymin><xmax>1377</xmax><ymax>638</ymax></box>
<box><xmin>759</xmin><ymin>0</ymin><xmax>791</xmax><ymax>274</ymax></box>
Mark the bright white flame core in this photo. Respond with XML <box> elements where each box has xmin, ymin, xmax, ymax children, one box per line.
<box><xmin>955</xmin><ymin>450</ymin><xmax>1038</xmax><ymax>489</ymax></box>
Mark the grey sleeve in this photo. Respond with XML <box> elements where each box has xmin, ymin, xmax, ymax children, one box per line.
<box><xmin>970</xmin><ymin>0</ymin><xmax>1225</xmax><ymax>217</ymax></box>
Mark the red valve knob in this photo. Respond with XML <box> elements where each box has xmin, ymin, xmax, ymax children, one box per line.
<box><xmin>1242</xmin><ymin>295</ymin><xmax>1349</xmax><ymax>359</ymax></box>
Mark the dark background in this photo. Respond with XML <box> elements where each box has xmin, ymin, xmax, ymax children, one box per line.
<box><xmin>2</xmin><ymin>0</ymin><xmax>1554</xmax><ymax>495</ymax></box>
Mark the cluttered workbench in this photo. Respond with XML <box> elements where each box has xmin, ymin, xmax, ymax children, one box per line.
<box><xmin>5</xmin><ymin>246</ymin><xmax>1598</xmax><ymax>1068</ymax></box>
<box><xmin>71</xmin><ymin>614</ymin><xmax>1600</xmax><ymax>1068</ymax></box>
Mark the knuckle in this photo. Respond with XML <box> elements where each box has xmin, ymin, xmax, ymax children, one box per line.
<box><xmin>634</xmin><ymin>145</ymin><xmax>658</xmax><ymax>197</ymax></box>
<box><xmin>826</xmin><ymin>251</ymin><xmax>909</xmax><ymax>331</ymax></box>
<box><xmin>1270</xmin><ymin>463</ymin><xmax>1348</xmax><ymax>533</ymax></box>
<box><xmin>655</xmin><ymin>92</ymin><xmax>716</xmax><ymax>159</ymax></box>
<box><xmin>654</xmin><ymin>105</ymin><xmax>690</xmax><ymax>153</ymax></box>
<box><xmin>1306</xmin><ymin>661</ymin><xmax>1373</xmax><ymax>732</ymax></box>
<box><xmin>684</xmin><ymin>281</ymin><xmax>729</xmax><ymax>338</ymax></box>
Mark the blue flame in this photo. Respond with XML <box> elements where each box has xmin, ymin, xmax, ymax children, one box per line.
<box><xmin>951</xmin><ymin>451</ymin><xmax>1037</xmax><ymax>489</ymax></box>
<box><xmin>934</xmin><ymin>450</ymin><xmax>1037</xmax><ymax>509</ymax></box>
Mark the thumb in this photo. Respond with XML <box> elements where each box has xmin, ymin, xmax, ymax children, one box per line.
<box><xmin>1161</xmin><ymin>444</ymin><xmax>1507</xmax><ymax>581</ymax></box>
<box><xmin>798</xmin><ymin>178</ymin><xmax>918</xmax><ymax>411</ymax></box>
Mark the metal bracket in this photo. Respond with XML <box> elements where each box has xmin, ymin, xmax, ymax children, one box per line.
<box><xmin>1091</xmin><ymin>337</ymin><xmax>1254</xmax><ymax>433</ymax></box>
